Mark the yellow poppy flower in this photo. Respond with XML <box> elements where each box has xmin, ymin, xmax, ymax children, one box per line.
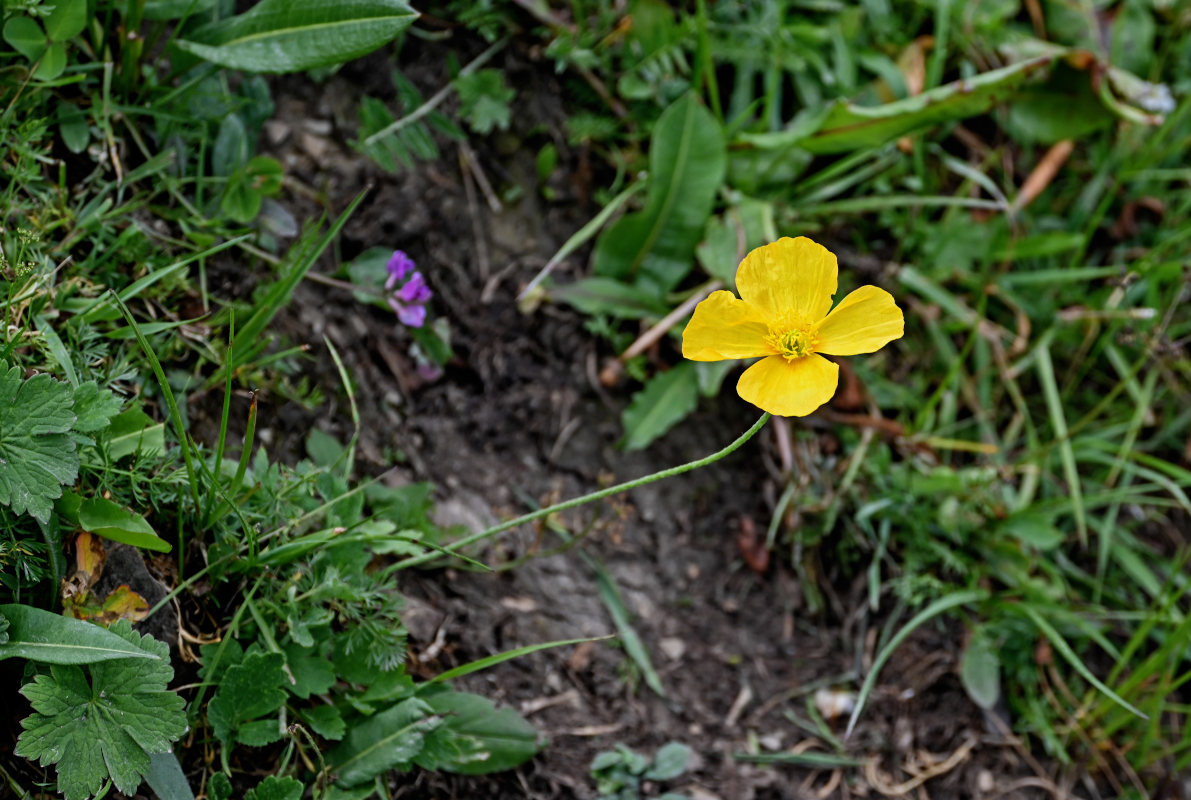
<box><xmin>682</xmin><ymin>237</ymin><xmax>904</xmax><ymax>416</ymax></box>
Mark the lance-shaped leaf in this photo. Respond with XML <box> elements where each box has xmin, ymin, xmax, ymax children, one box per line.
<box><xmin>742</xmin><ymin>56</ymin><xmax>1054</xmax><ymax>155</ymax></box>
<box><xmin>593</xmin><ymin>93</ymin><xmax>725</xmax><ymax>293</ymax></box>
<box><xmin>174</xmin><ymin>0</ymin><xmax>418</xmax><ymax>73</ymax></box>
<box><xmin>0</xmin><ymin>603</ymin><xmax>155</xmax><ymax>664</ymax></box>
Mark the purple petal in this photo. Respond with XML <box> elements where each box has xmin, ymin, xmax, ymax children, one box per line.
<box><xmin>388</xmin><ymin>297</ymin><xmax>427</xmax><ymax>328</ymax></box>
<box><xmin>386</xmin><ymin>250</ymin><xmax>415</xmax><ymax>287</ymax></box>
<box><xmin>397</xmin><ymin>271</ymin><xmax>432</xmax><ymax>303</ymax></box>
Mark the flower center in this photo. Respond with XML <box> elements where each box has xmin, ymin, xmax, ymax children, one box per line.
<box><xmin>769</xmin><ymin>327</ymin><xmax>818</xmax><ymax>361</ymax></box>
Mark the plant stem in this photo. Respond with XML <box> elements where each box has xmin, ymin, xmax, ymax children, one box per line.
<box><xmin>397</xmin><ymin>412</ymin><xmax>771</xmax><ymax>570</ymax></box>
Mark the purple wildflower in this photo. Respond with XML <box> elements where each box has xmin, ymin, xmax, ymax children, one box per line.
<box><xmin>388</xmin><ymin>298</ymin><xmax>427</xmax><ymax>328</ymax></box>
<box><xmin>396</xmin><ymin>271</ymin><xmax>432</xmax><ymax>304</ymax></box>
<box><xmin>385</xmin><ymin>250</ymin><xmax>416</xmax><ymax>290</ymax></box>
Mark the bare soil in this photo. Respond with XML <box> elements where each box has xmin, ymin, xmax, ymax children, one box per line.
<box><xmin>199</xmin><ymin>35</ymin><xmax>1057</xmax><ymax>800</ymax></box>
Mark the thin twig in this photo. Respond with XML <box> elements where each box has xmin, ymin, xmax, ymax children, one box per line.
<box><xmin>363</xmin><ymin>37</ymin><xmax>509</xmax><ymax>146</ymax></box>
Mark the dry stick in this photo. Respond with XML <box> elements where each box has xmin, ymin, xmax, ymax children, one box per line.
<box><xmin>599</xmin><ymin>279</ymin><xmax>722</xmax><ymax>384</ymax></box>
<box><xmin>458</xmin><ymin>148</ymin><xmax>492</xmax><ymax>280</ymax></box>
<box><xmin>459</xmin><ymin>140</ymin><xmax>503</xmax><ymax>213</ymax></box>
<box><xmin>396</xmin><ymin>412</ymin><xmax>771</xmax><ymax>570</ymax></box>
<box><xmin>1011</xmin><ymin>139</ymin><xmax>1075</xmax><ymax>214</ymax></box>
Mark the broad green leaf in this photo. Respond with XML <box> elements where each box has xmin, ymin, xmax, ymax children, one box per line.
<box><xmin>174</xmin><ymin>0</ymin><xmax>418</xmax><ymax>73</ymax></box>
<box><xmin>0</xmin><ymin>364</ymin><xmax>78</xmax><ymax>523</ymax></box>
<box><xmin>998</xmin><ymin>511</ymin><xmax>1064</xmax><ymax>551</ymax></box>
<box><xmin>141</xmin><ymin>0</ymin><xmax>218</xmax><ymax>20</ymax></box>
<box><xmin>15</xmin><ymin>621</ymin><xmax>186</xmax><ymax>800</ymax></box>
<box><xmin>79</xmin><ymin>497</ymin><xmax>170</xmax><ymax>552</ymax></box>
<box><xmin>43</xmin><ymin>0</ymin><xmax>88</xmax><ymax>41</ymax></box>
<box><xmin>550</xmin><ymin>276</ymin><xmax>669</xmax><ymax>320</ymax></box>
<box><xmin>207</xmin><ymin>651</ymin><xmax>288</xmax><ymax>746</ymax></box>
<box><xmin>415</xmin><ymin>689</ymin><xmax>541</xmax><ymax>775</ymax></box>
<box><xmin>105</xmin><ymin>407</ymin><xmax>165</xmax><ymax>460</ymax></box>
<box><xmin>593</xmin><ymin>92</ymin><xmax>725</xmax><ymax>292</ymax></box>
<box><xmin>644</xmin><ymin>742</ymin><xmax>692</xmax><ymax>781</ymax></box>
<box><xmin>34</xmin><ymin>40</ymin><xmax>67</xmax><ymax>80</ymax></box>
<box><xmin>0</xmin><ymin>604</ymin><xmax>155</xmax><ymax>664</ymax></box>
<box><xmin>306</xmin><ymin>428</ymin><xmax>345</xmax><ymax>468</ymax></box>
<box><xmin>3</xmin><ymin>16</ymin><xmax>46</xmax><ymax>61</ymax></box>
<box><xmin>58</xmin><ymin>101</ymin><xmax>90</xmax><ymax>154</ymax></box>
<box><xmin>0</xmin><ymin>612</ymin><xmax>8</xmax><ymax>645</ymax></box>
<box><xmin>212</xmin><ymin>114</ymin><xmax>248</xmax><ymax>177</ymax></box>
<box><xmin>621</xmin><ymin>364</ymin><xmax>699</xmax><ymax>451</ymax></box>
<box><xmin>743</xmin><ymin>56</ymin><xmax>1052</xmax><ymax>154</ymax></box>
<box><xmin>960</xmin><ymin>628</ymin><xmax>1001</xmax><ymax>710</ymax></box>
<box><xmin>329</xmin><ymin>697</ymin><xmax>439</xmax><ymax>787</ymax></box>
<box><xmin>144</xmin><ymin>752</ymin><xmax>196</xmax><ymax>800</ymax></box>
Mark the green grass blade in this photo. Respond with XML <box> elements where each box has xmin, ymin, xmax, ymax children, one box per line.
<box><xmin>1020</xmin><ymin>604</ymin><xmax>1147</xmax><ymax>720</ymax></box>
<box><xmin>845</xmin><ymin>589</ymin><xmax>988</xmax><ymax>738</ymax></box>
<box><xmin>110</xmin><ymin>292</ymin><xmax>201</xmax><ymax>513</ymax></box>
<box><xmin>426</xmin><ymin>634</ymin><xmax>611</xmax><ymax>685</ymax></box>
<box><xmin>1034</xmin><ymin>339</ymin><xmax>1087</xmax><ymax>546</ymax></box>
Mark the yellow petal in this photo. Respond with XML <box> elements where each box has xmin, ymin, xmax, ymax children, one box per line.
<box><xmin>815</xmin><ymin>285</ymin><xmax>904</xmax><ymax>356</ymax></box>
<box><xmin>735</xmin><ymin>237</ymin><xmax>837</xmax><ymax>325</ymax></box>
<box><xmin>736</xmin><ymin>353</ymin><xmax>839</xmax><ymax>417</ymax></box>
<box><xmin>682</xmin><ymin>290</ymin><xmax>772</xmax><ymax>361</ymax></box>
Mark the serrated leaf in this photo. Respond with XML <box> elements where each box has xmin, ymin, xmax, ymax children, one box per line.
<box><xmin>284</xmin><ymin>641</ymin><xmax>336</xmax><ymax>699</ymax></box>
<box><xmin>454</xmin><ymin>69</ymin><xmax>514</xmax><ymax>135</ymax></box>
<box><xmin>207</xmin><ymin>651</ymin><xmax>288</xmax><ymax>746</ymax></box>
<box><xmin>328</xmin><ymin>697</ymin><xmax>439</xmax><ymax>787</ymax></box>
<box><xmin>0</xmin><ymin>613</ymin><xmax>7</xmax><ymax>646</ymax></box>
<box><xmin>0</xmin><ymin>365</ymin><xmax>79</xmax><ymax>523</ymax></box>
<box><xmin>621</xmin><ymin>364</ymin><xmax>699</xmax><ymax>451</ymax></box>
<box><xmin>0</xmin><ymin>603</ymin><xmax>155</xmax><ymax>664</ymax></box>
<box><xmin>174</xmin><ymin>0</ymin><xmax>418</xmax><ymax>73</ymax></box>
<box><xmin>15</xmin><ymin>620</ymin><xmax>187</xmax><ymax>800</ymax></box>
<box><xmin>79</xmin><ymin>497</ymin><xmax>169</xmax><ymax>552</ymax></box>
<box><xmin>593</xmin><ymin>93</ymin><xmax>725</xmax><ymax>293</ymax></box>
<box><xmin>245</xmin><ymin>776</ymin><xmax>305</xmax><ymax>800</ymax></box>
<box><xmin>301</xmin><ymin>704</ymin><xmax>346</xmax><ymax>741</ymax></box>
<box><xmin>238</xmin><ymin>718</ymin><xmax>285</xmax><ymax>746</ymax></box>
<box><xmin>208</xmin><ymin>772</ymin><xmax>233</xmax><ymax>800</ymax></box>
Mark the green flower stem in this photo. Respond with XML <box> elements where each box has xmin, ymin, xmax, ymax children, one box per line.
<box><xmin>397</xmin><ymin>412</ymin><xmax>771</xmax><ymax>570</ymax></box>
